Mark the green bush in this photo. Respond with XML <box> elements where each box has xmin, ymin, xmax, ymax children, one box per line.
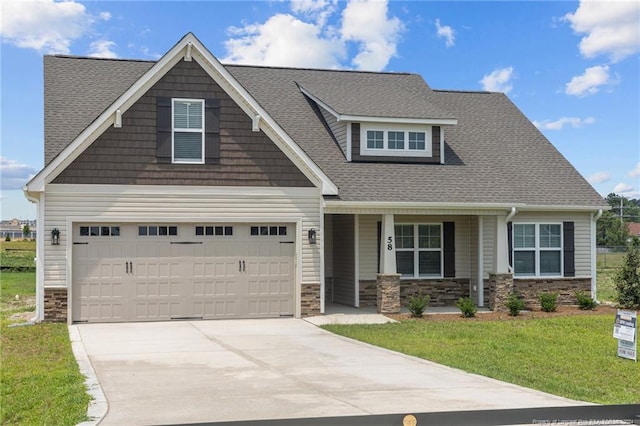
<box><xmin>4</xmin><ymin>235</ymin><xmax>11</xmax><ymax>242</ymax></box>
<box><xmin>615</xmin><ymin>238</ymin><xmax>640</xmax><ymax>309</ymax></box>
<box><xmin>538</xmin><ymin>292</ymin><xmax>558</xmax><ymax>312</ymax></box>
<box><xmin>456</xmin><ymin>297</ymin><xmax>477</xmax><ymax>318</ymax></box>
<box><xmin>575</xmin><ymin>291</ymin><xmax>597</xmax><ymax>310</ymax></box>
<box><xmin>407</xmin><ymin>293</ymin><xmax>430</xmax><ymax>318</ymax></box>
<box><xmin>506</xmin><ymin>292</ymin><xmax>526</xmax><ymax>316</ymax></box>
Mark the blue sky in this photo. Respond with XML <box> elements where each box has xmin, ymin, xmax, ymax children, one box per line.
<box><xmin>1</xmin><ymin>0</ymin><xmax>639</xmax><ymax>220</ymax></box>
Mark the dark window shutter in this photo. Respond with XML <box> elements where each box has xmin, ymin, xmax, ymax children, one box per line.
<box><xmin>507</xmin><ymin>221</ymin><xmax>513</xmax><ymax>268</ymax></box>
<box><xmin>205</xmin><ymin>98</ymin><xmax>220</xmax><ymax>164</ymax></box>
<box><xmin>563</xmin><ymin>221</ymin><xmax>575</xmax><ymax>277</ymax></box>
<box><xmin>156</xmin><ymin>97</ymin><xmax>172</xmax><ymax>163</ymax></box>
<box><xmin>376</xmin><ymin>221</ymin><xmax>381</xmax><ymax>274</ymax></box>
<box><xmin>443</xmin><ymin>221</ymin><xmax>455</xmax><ymax>277</ymax></box>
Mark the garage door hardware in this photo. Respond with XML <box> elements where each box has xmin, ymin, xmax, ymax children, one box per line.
<box><xmin>170</xmin><ymin>241</ymin><xmax>203</xmax><ymax>244</ymax></box>
<box><xmin>73</xmin><ymin>242</ymin><xmax>89</xmax><ymax>245</ymax></box>
<box><xmin>239</xmin><ymin>260</ymin><xmax>245</xmax><ymax>272</ymax></box>
<box><xmin>125</xmin><ymin>262</ymin><xmax>134</xmax><ymax>274</ymax></box>
<box><xmin>280</xmin><ymin>241</ymin><xmax>294</xmax><ymax>244</ymax></box>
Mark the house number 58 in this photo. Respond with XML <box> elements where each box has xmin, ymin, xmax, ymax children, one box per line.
<box><xmin>387</xmin><ymin>236</ymin><xmax>393</xmax><ymax>251</ymax></box>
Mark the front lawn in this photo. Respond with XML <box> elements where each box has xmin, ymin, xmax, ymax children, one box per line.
<box><xmin>323</xmin><ymin>313</ymin><xmax>639</xmax><ymax>404</ymax></box>
<box><xmin>1</xmin><ymin>269</ymin><xmax>90</xmax><ymax>425</ymax></box>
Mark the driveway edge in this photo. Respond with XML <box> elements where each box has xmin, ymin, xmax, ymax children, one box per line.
<box><xmin>68</xmin><ymin>325</ymin><xmax>108</xmax><ymax>426</ymax></box>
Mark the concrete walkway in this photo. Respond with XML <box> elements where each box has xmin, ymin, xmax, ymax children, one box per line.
<box><xmin>72</xmin><ymin>318</ymin><xmax>587</xmax><ymax>425</ymax></box>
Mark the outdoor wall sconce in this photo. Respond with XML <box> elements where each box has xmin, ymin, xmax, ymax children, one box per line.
<box><xmin>308</xmin><ymin>228</ymin><xmax>316</xmax><ymax>244</ymax></box>
<box><xmin>51</xmin><ymin>228</ymin><xmax>60</xmax><ymax>245</ymax></box>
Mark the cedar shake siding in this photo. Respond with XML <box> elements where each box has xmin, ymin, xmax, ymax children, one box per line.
<box><xmin>350</xmin><ymin>123</ymin><xmax>442</xmax><ymax>164</ymax></box>
<box><xmin>53</xmin><ymin>60</ymin><xmax>313</xmax><ymax>187</ymax></box>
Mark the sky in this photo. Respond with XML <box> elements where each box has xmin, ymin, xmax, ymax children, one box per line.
<box><xmin>1</xmin><ymin>0</ymin><xmax>639</xmax><ymax>220</ymax></box>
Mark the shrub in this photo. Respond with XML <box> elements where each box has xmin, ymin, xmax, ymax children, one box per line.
<box><xmin>538</xmin><ymin>292</ymin><xmax>558</xmax><ymax>312</ymax></box>
<box><xmin>4</xmin><ymin>235</ymin><xmax>10</xmax><ymax>242</ymax></box>
<box><xmin>505</xmin><ymin>292</ymin><xmax>526</xmax><ymax>316</ymax></box>
<box><xmin>615</xmin><ymin>237</ymin><xmax>640</xmax><ymax>309</ymax></box>
<box><xmin>575</xmin><ymin>291</ymin><xmax>597</xmax><ymax>310</ymax></box>
<box><xmin>407</xmin><ymin>293</ymin><xmax>430</xmax><ymax>318</ymax></box>
<box><xmin>456</xmin><ymin>297</ymin><xmax>477</xmax><ymax>318</ymax></box>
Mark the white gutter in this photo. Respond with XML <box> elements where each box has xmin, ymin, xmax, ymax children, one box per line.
<box><xmin>591</xmin><ymin>209</ymin><xmax>603</xmax><ymax>302</ymax></box>
<box><xmin>323</xmin><ymin>200</ymin><xmax>610</xmax><ymax>213</ymax></box>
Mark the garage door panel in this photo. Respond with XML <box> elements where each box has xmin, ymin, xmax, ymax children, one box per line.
<box><xmin>73</xmin><ymin>223</ymin><xmax>295</xmax><ymax>322</ymax></box>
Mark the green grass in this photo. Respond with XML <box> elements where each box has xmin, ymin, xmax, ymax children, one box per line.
<box><xmin>1</xmin><ymin>240</ymin><xmax>36</xmax><ymax>269</ymax></box>
<box><xmin>324</xmin><ymin>314</ymin><xmax>639</xmax><ymax>405</ymax></box>
<box><xmin>597</xmin><ymin>252</ymin><xmax>625</xmax><ymax>303</ymax></box>
<box><xmin>1</xmin><ymin>269</ymin><xmax>90</xmax><ymax>425</ymax></box>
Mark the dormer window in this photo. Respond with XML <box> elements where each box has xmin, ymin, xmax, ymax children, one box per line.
<box><xmin>360</xmin><ymin>124</ymin><xmax>432</xmax><ymax>158</ymax></box>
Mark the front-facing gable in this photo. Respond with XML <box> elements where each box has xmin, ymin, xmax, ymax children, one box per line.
<box><xmin>26</xmin><ymin>33</ymin><xmax>338</xmax><ymax>195</ymax></box>
<box><xmin>52</xmin><ymin>59</ymin><xmax>313</xmax><ymax>188</ymax></box>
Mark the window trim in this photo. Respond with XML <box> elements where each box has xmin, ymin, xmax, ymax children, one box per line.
<box><xmin>172</xmin><ymin>98</ymin><xmax>205</xmax><ymax>164</ymax></box>
<box><xmin>395</xmin><ymin>223</ymin><xmax>443</xmax><ymax>278</ymax></box>
<box><xmin>360</xmin><ymin>123</ymin><xmax>432</xmax><ymax>157</ymax></box>
<box><xmin>512</xmin><ymin>222</ymin><xmax>563</xmax><ymax>278</ymax></box>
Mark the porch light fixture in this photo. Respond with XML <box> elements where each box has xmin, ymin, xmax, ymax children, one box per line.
<box><xmin>308</xmin><ymin>228</ymin><xmax>316</xmax><ymax>244</ymax></box>
<box><xmin>51</xmin><ymin>228</ymin><xmax>60</xmax><ymax>245</ymax></box>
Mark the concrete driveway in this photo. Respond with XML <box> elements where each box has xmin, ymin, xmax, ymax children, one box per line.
<box><xmin>72</xmin><ymin>318</ymin><xmax>585</xmax><ymax>425</ymax></box>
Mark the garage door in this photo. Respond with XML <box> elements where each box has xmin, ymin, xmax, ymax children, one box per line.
<box><xmin>72</xmin><ymin>223</ymin><xmax>295</xmax><ymax>323</ymax></box>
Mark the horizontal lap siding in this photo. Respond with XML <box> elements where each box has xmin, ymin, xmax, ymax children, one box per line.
<box><xmin>43</xmin><ymin>186</ymin><xmax>321</xmax><ymax>287</ymax></box>
<box><xmin>53</xmin><ymin>60</ymin><xmax>312</xmax><ymax>188</ymax></box>
<box><xmin>511</xmin><ymin>212</ymin><xmax>592</xmax><ymax>277</ymax></box>
<box><xmin>359</xmin><ymin>215</ymin><xmax>381</xmax><ymax>280</ymax></box>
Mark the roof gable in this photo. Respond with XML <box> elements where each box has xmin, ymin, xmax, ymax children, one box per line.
<box><xmin>28</xmin><ymin>33</ymin><xmax>337</xmax><ymax>195</ymax></box>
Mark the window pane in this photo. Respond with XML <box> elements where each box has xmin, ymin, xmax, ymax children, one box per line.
<box><xmin>174</xmin><ymin>132</ymin><xmax>202</xmax><ymax>162</ymax></box>
<box><xmin>514</xmin><ymin>251</ymin><xmax>535</xmax><ymax>275</ymax></box>
<box><xmin>367</xmin><ymin>130</ymin><xmax>384</xmax><ymax>149</ymax></box>
<box><xmin>394</xmin><ymin>225</ymin><xmax>414</xmax><ymax>249</ymax></box>
<box><xmin>540</xmin><ymin>251</ymin><xmax>561</xmax><ymax>275</ymax></box>
<box><xmin>111</xmin><ymin>227</ymin><xmax>120</xmax><ymax>236</ymax></box>
<box><xmin>195</xmin><ymin>226</ymin><xmax>204</xmax><ymax>236</ymax></box>
<box><xmin>90</xmin><ymin>226</ymin><xmax>99</xmax><ymax>236</ymax></box>
<box><xmin>168</xmin><ymin>226</ymin><xmax>178</xmax><ymax>236</ymax></box>
<box><xmin>250</xmin><ymin>226</ymin><xmax>259</xmax><ymax>236</ymax></box>
<box><xmin>278</xmin><ymin>226</ymin><xmax>286</xmax><ymax>236</ymax></box>
<box><xmin>419</xmin><ymin>251</ymin><xmax>441</xmax><ymax>275</ymax></box>
<box><xmin>158</xmin><ymin>226</ymin><xmax>168</xmax><ymax>236</ymax></box>
<box><xmin>174</xmin><ymin>101</ymin><xmax>202</xmax><ymax>129</ymax></box>
<box><xmin>396</xmin><ymin>251</ymin><xmax>414</xmax><ymax>276</ymax></box>
<box><xmin>80</xmin><ymin>227</ymin><xmax>89</xmax><ymax>236</ymax></box>
<box><xmin>514</xmin><ymin>224</ymin><xmax>535</xmax><ymax>248</ymax></box>
<box><xmin>148</xmin><ymin>226</ymin><xmax>158</xmax><ymax>236</ymax></box>
<box><xmin>225</xmin><ymin>226</ymin><xmax>233</xmax><ymax>236</ymax></box>
<box><xmin>206</xmin><ymin>226</ymin><xmax>214</xmax><ymax>236</ymax></box>
<box><xmin>540</xmin><ymin>224</ymin><xmax>561</xmax><ymax>248</ymax></box>
<box><xmin>260</xmin><ymin>226</ymin><xmax>268</xmax><ymax>236</ymax></box>
<box><xmin>388</xmin><ymin>131</ymin><xmax>404</xmax><ymax>149</ymax></box>
<box><xmin>101</xmin><ymin>226</ymin><xmax>110</xmax><ymax>236</ymax></box>
<box><xmin>138</xmin><ymin>226</ymin><xmax>147</xmax><ymax>236</ymax></box>
<box><xmin>408</xmin><ymin>132</ymin><xmax>425</xmax><ymax>150</ymax></box>
<box><xmin>418</xmin><ymin>224</ymin><xmax>441</xmax><ymax>248</ymax></box>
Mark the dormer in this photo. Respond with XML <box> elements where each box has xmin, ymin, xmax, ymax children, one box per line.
<box><xmin>298</xmin><ymin>77</ymin><xmax>457</xmax><ymax>164</ymax></box>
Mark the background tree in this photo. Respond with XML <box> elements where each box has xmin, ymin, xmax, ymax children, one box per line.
<box><xmin>597</xmin><ymin>193</ymin><xmax>635</xmax><ymax>247</ymax></box>
<box><xmin>22</xmin><ymin>224</ymin><xmax>31</xmax><ymax>239</ymax></box>
<box><xmin>615</xmin><ymin>237</ymin><xmax>640</xmax><ymax>308</ymax></box>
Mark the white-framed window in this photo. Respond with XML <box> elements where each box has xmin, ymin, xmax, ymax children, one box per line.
<box><xmin>195</xmin><ymin>226</ymin><xmax>233</xmax><ymax>236</ymax></box>
<box><xmin>250</xmin><ymin>225</ymin><xmax>287</xmax><ymax>236</ymax></box>
<box><xmin>361</xmin><ymin>123</ymin><xmax>432</xmax><ymax>157</ymax></box>
<box><xmin>138</xmin><ymin>225</ymin><xmax>178</xmax><ymax>237</ymax></box>
<box><xmin>172</xmin><ymin>98</ymin><xmax>204</xmax><ymax>164</ymax></box>
<box><xmin>79</xmin><ymin>225</ymin><xmax>120</xmax><ymax>237</ymax></box>
<box><xmin>395</xmin><ymin>224</ymin><xmax>442</xmax><ymax>277</ymax></box>
<box><xmin>513</xmin><ymin>223</ymin><xmax>562</xmax><ymax>277</ymax></box>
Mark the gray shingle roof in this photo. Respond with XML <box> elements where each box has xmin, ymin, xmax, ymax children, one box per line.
<box><xmin>43</xmin><ymin>55</ymin><xmax>605</xmax><ymax>207</ymax></box>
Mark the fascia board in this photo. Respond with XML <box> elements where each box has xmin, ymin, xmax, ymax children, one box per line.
<box><xmin>190</xmin><ymin>40</ymin><xmax>338</xmax><ymax>196</ymax></box>
<box><xmin>323</xmin><ymin>200</ymin><xmax>610</xmax><ymax>213</ymax></box>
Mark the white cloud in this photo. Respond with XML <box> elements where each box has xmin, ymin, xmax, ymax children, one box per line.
<box><xmin>533</xmin><ymin>116</ymin><xmax>595</xmax><ymax>131</ymax></box>
<box><xmin>587</xmin><ymin>172</ymin><xmax>611</xmax><ymax>184</ymax></box>
<box><xmin>563</xmin><ymin>0</ymin><xmax>640</xmax><ymax>62</ymax></box>
<box><xmin>480</xmin><ymin>66</ymin><xmax>514</xmax><ymax>93</ymax></box>
<box><xmin>223</xmin><ymin>14</ymin><xmax>344</xmax><ymax>68</ymax></box>
<box><xmin>435</xmin><ymin>19</ymin><xmax>455</xmax><ymax>48</ymax></box>
<box><xmin>614</xmin><ymin>182</ymin><xmax>634</xmax><ymax>194</ymax></box>
<box><xmin>88</xmin><ymin>40</ymin><xmax>118</xmax><ymax>58</ymax></box>
<box><xmin>630</xmin><ymin>162</ymin><xmax>640</xmax><ymax>178</ymax></box>
<box><xmin>341</xmin><ymin>0</ymin><xmax>404</xmax><ymax>70</ymax></box>
<box><xmin>0</xmin><ymin>0</ymin><xmax>93</xmax><ymax>54</ymax></box>
<box><xmin>565</xmin><ymin>65</ymin><xmax>612</xmax><ymax>97</ymax></box>
<box><xmin>0</xmin><ymin>157</ymin><xmax>36</xmax><ymax>190</ymax></box>
<box><xmin>99</xmin><ymin>11</ymin><xmax>112</xmax><ymax>21</ymax></box>
<box><xmin>222</xmin><ymin>0</ymin><xmax>403</xmax><ymax>72</ymax></box>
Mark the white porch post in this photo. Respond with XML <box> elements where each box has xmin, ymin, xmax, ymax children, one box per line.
<box><xmin>379</xmin><ymin>214</ymin><xmax>396</xmax><ymax>274</ymax></box>
<box><xmin>494</xmin><ymin>209</ymin><xmax>515</xmax><ymax>274</ymax></box>
<box><xmin>477</xmin><ymin>216</ymin><xmax>484</xmax><ymax>307</ymax></box>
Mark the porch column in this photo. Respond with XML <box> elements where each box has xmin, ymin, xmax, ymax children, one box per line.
<box><xmin>494</xmin><ymin>213</ymin><xmax>510</xmax><ymax>274</ymax></box>
<box><xmin>377</xmin><ymin>214</ymin><xmax>400</xmax><ymax>314</ymax></box>
<box><xmin>490</xmin><ymin>211</ymin><xmax>515</xmax><ymax>311</ymax></box>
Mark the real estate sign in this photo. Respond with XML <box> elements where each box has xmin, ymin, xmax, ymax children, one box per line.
<box><xmin>613</xmin><ymin>310</ymin><xmax>637</xmax><ymax>361</ymax></box>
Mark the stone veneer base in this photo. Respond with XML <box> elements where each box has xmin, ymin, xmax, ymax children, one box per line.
<box><xmin>44</xmin><ymin>287</ymin><xmax>68</xmax><ymax>322</ymax></box>
<box><xmin>376</xmin><ymin>274</ymin><xmax>401</xmax><ymax>314</ymax></box>
<box><xmin>301</xmin><ymin>283</ymin><xmax>321</xmax><ymax>317</ymax></box>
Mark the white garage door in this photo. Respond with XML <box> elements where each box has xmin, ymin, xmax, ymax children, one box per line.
<box><xmin>72</xmin><ymin>223</ymin><xmax>295</xmax><ymax>323</ymax></box>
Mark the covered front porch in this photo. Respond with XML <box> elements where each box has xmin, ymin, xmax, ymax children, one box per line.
<box><xmin>321</xmin><ymin>207</ymin><xmax>594</xmax><ymax>314</ymax></box>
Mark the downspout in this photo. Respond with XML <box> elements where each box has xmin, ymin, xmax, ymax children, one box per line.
<box><xmin>24</xmin><ymin>189</ymin><xmax>43</xmax><ymax>323</ymax></box>
<box><xmin>505</xmin><ymin>207</ymin><xmax>517</xmax><ymax>273</ymax></box>
<box><xmin>591</xmin><ymin>209</ymin><xmax>603</xmax><ymax>302</ymax></box>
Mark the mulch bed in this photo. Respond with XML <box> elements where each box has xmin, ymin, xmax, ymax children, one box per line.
<box><xmin>388</xmin><ymin>304</ymin><xmax>621</xmax><ymax>322</ymax></box>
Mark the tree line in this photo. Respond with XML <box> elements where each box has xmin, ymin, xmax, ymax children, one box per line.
<box><xmin>597</xmin><ymin>193</ymin><xmax>640</xmax><ymax>247</ymax></box>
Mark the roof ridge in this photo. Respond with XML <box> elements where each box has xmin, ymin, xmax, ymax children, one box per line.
<box><xmin>433</xmin><ymin>89</ymin><xmax>494</xmax><ymax>94</ymax></box>
<box><xmin>224</xmin><ymin>62</ymin><xmax>414</xmax><ymax>76</ymax></box>
<box><xmin>47</xmin><ymin>54</ymin><xmax>156</xmax><ymax>63</ymax></box>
